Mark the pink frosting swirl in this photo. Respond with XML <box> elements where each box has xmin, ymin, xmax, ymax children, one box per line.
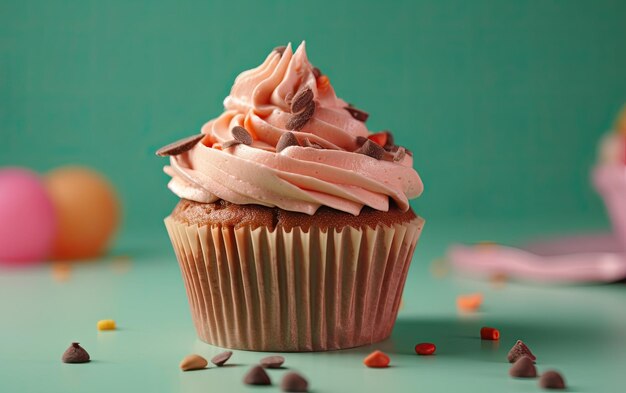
<box><xmin>164</xmin><ymin>42</ymin><xmax>423</xmax><ymax>215</ymax></box>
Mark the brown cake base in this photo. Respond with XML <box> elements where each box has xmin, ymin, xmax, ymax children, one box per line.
<box><xmin>165</xmin><ymin>199</ymin><xmax>424</xmax><ymax>351</ymax></box>
<box><xmin>171</xmin><ymin>199</ymin><xmax>417</xmax><ymax>230</ymax></box>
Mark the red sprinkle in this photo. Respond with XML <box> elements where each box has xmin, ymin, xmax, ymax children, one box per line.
<box><xmin>363</xmin><ymin>350</ymin><xmax>390</xmax><ymax>368</ymax></box>
<box><xmin>480</xmin><ymin>326</ymin><xmax>500</xmax><ymax>341</ymax></box>
<box><xmin>414</xmin><ymin>343</ymin><xmax>436</xmax><ymax>356</ymax></box>
<box><xmin>368</xmin><ymin>132</ymin><xmax>388</xmax><ymax>147</ymax></box>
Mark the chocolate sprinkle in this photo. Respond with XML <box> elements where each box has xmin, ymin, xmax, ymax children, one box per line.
<box><xmin>231</xmin><ymin>126</ymin><xmax>253</xmax><ymax>145</ymax></box>
<box><xmin>221</xmin><ymin>140</ymin><xmax>241</xmax><ymax>149</ymax></box>
<box><xmin>281</xmin><ymin>372</ymin><xmax>309</xmax><ymax>392</ymax></box>
<box><xmin>274</xmin><ymin>46</ymin><xmax>287</xmax><ymax>56</ymax></box>
<box><xmin>211</xmin><ymin>351</ymin><xmax>233</xmax><ymax>367</ymax></box>
<box><xmin>260</xmin><ymin>355</ymin><xmax>285</xmax><ymax>369</ymax></box>
<box><xmin>286</xmin><ymin>101</ymin><xmax>315</xmax><ymax>131</ymax></box>
<box><xmin>393</xmin><ymin>146</ymin><xmax>406</xmax><ymax>162</ymax></box>
<box><xmin>276</xmin><ymin>132</ymin><xmax>300</xmax><ymax>153</ymax></box>
<box><xmin>355</xmin><ymin>139</ymin><xmax>385</xmax><ymax>160</ymax></box>
<box><xmin>62</xmin><ymin>342</ymin><xmax>90</xmax><ymax>364</ymax></box>
<box><xmin>345</xmin><ymin>106</ymin><xmax>369</xmax><ymax>122</ymax></box>
<box><xmin>312</xmin><ymin>67</ymin><xmax>322</xmax><ymax>79</ymax></box>
<box><xmin>243</xmin><ymin>365</ymin><xmax>272</xmax><ymax>385</ymax></box>
<box><xmin>291</xmin><ymin>87</ymin><xmax>314</xmax><ymax>113</ymax></box>
<box><xmin>508</xmin><ymin>340</ymin><xmax>536</xmax><ymax>363</ymax></box>
<box><xmin>509</xmin><ymin>356</ymin><xmax>537</xmax><ymax>378</ymax></box>
<box><xmin>156</xmin><ymin>133</ymin><xmax>204</xmax><ymax>157</ymax></box>
<box><xmin>539</xmin><ymin>370</ymin><xmax>566</xmax><ymax>390</ymax></box>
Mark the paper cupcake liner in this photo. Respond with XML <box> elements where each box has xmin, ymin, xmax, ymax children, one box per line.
<box><xmin>164</xmin><ymin>215</ymin><xmax>424</xmax><ymax>352</ymax></box>
<box><xmin>593</xmin><ymin>165</ymin><xmax>626</xmax><ymax>249</ymax></box>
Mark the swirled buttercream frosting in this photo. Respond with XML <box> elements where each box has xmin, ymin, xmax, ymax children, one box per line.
<box><xmin>161</xmin><ymin>42</ymin><xmax>424</xmax><ymax>215</ymax></box>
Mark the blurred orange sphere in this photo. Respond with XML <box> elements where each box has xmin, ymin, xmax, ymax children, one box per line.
<box><xmin>45</xmin><ymin>166</ymin><xmax>120</xmax><ymax>260</ymax></box>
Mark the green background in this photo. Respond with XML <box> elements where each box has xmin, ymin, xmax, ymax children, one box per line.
<box><xmin>2</xmin><ymin>0</ymin><xmax>626</xmax><ymax>235</ymax></box>
<box><xmin>2</xmin><ymin>2</ymin><xmax>626</xmax><ymax>392</ymax></box>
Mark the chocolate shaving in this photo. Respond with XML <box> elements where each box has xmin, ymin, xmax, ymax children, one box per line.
<box><xmin>393</xmin><ymin>146</ymin><xmax>406</xmax><ymax>162</ymax></box>
<box><xmin>155</xmin><ymin>133</ymin><xmax>204</xmax><ymax>157</ymax></box>
<box><xmin>345</xmin><ymin>106</ymin><xmax>369</xmax><ymax>122</ymax></box>
<box><xmin>355</xmin><ymin>139</ymin><xmax>385</xmax><ymax>160</ymax></box>
<box><xmin>231</xmin><ymin>126</ymin><xmax>253</xmax><ymax>145</ymax></box>
<box><xmin>286</xmin><ymin>100</ymin><xmax>315</xmax><ymax>131</ymax></box>
<box><xmin>312</xmin><ymin>67</ymin><xmax>322</xmax><ymax>78</ymax></box>
<box><xmin>356</xmin><ymin>136</ymin><xmax>368</xmax><ymax>146</ymax></box>
<box><xmin>291</xmin><ymin>87</ymin><xmax>314</xmax><ymax>113</ymax></box>
<box><xmin>382</xmin><ymin>130</ymin><xmax>395</xmax><ymax>149</ymax></box>
<box><xmin>221</xmin><ymin>140</ymin><xmax>241</xmax><ymax>149</ymax></box>
<box><xmin>276</xmin><ymin>132</ymin><xmax>300</xmax><ymax>153</ymax></box>
<box><xmin>274</xmin><ymin>46</ymin><xmax>287</xmax><ymax>56</ymax></box>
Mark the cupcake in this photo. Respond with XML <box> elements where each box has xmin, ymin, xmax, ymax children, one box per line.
<box><xmin>159</xmin><ymin>42</ymin><xmax>425</xmax><ymax>351</ymax></box>
<box><xmin>593</xmin><ymin>105</ymin><xmax>626</xmax><ymax>249</ymax></box>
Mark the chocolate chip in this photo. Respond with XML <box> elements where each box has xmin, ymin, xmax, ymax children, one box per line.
<box><xmin>62</xmin><ymin>342</ymin><xmax>90</xmax><ymax>363</ymax></box>
<box><xmin>291</xmin><ymin>87</ymin><xmax>314</xmax><ymax>113</ymax></box>
<box><xmin>156</xmin><ymin>133</ymin><xmax>204</xmax><ymax>156</ymax></box>
<box><xmin>211</xmin><ymin>351</ymin><xmax>233</xmax><ymax>367</ymax></box>
<box><xmin>276</xmin><ymin>132</ymin><xmax>300</xmax><ymax>153</ymax></box>
<box><xmin>281</xmin><ymin>372</ymin><xmax>308</xmax><ymax>392</ymax></box>
<box><xmin>355</xmin><ymin>139</ymin><xmax>385</xmax><ymax>160</ymax></box>
<box><xmin>243</xmin><ymin>365</ymin><xmax>272</xmax><ymax>385</ymax></box>
<box><xmin>393</xmin><ymin>146</ymin><xmax>406</xmax><ymax>162</ymax></box>
<box><xmin>286</xmin><ymin>101</ymin><xmax>315</xmax><ymax>131</ymax></box>
<box><xmin>312</xmin><ymin>67</ymin><xmax>322</xmax><ymax>79</ymax></box>
<box><xmin>345</xmin><ymin>106</ymin><xmax>369</xmax><ymax>122</ymax></box>
<box><xmin>509</xmin><ymin>356</ymin><xmax>537</xmax><ymax>378</ymax></box>
<box><xmin>274</xmin><ymin>46</ymin><xmax>287</xmax><ymax>56</ymax></box>
<box><xmin>260</xmin><ymin>355</ymin><xmax>285</xmax><ymax>369</ymax></box>
<box><xmin>508</xmin><ymin>340</ymin><xmax>536</xmax><ymax>363</ymax></box>
<box><xmin>539</xmin><ymin>370</ymin><xmax>566</xmax><ymax>390</ymax></box>
<box><xmin>231</xmin><ymin>126</ymin><xmax>253</xmax><ymax>145</ymax></box>
<box><xmin>221</xmin><ymin>140</ymin><xmax>241</xmax><ymax>149</ymax></box>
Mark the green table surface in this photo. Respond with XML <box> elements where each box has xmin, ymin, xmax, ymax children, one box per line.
<box><xmin>1</xmin><ymin>218</ymin><xmax>625</xmax><ymax>393</ymax></box>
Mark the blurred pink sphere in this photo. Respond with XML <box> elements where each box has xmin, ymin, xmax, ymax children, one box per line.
<box><xmin>0</xmin><ymin>168</ymin><xmax>57</xmax><ymax>265</ymax></box>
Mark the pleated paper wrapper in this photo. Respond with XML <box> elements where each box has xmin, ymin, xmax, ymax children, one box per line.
<box><xmin>593</xmin><ymin>165</ymin><xmax>626</xmax><ymax>249</ymax></box>
<box><xmin>164</xmin><ymin>215</ymin><xmax>424</xmax><ymax>352</ymax></box>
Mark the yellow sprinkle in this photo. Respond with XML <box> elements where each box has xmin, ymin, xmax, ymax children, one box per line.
<box><xmin>97</xmin><ymin>319</ymin><xmax>116</xmax><ymax>331</ymax></box>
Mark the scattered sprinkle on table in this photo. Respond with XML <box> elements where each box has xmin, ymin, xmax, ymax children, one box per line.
<box><xmin>509</xmin><ymin>356</ymin><xmax>537</xmax><ymax>378</ymax></box>
<box><xmin>480</xmin><ymin>326</ymin><xmax>500</xmax><ymax>340</ymax></box>
<box><xmin>457</xmin><ymin>293</ymin><xmax>483</xmax><ymax>311</ymax></box>
<box><xmin>260</xmin><ymin>355</ymin><xmax>285</xmax><ymax>369</ymax></box>
<box><xmin>211</xmin><ymin>351</ymin><xmax>233</xmax><ymax>367</ymax></box>
<box><xmin>61</xmin><ymin>342</ymin><xmax>90</xmax><ymax>363</ymax></box>
<box><xmin>363</xmin><ymin>350</ymin><xmax>390</xmax><ymax>368</ymax></box>
<box><xmin>243</xmin><ymin>365</ymin><xmax>271</xmax><ymax>385</ymax></box>
<box><xmin>179</xmin><ymin>354</ymin><xmax>208</xmax><ymax>371</ymax></box>
<box><xmin>97</xmin><ymin>319</ymin><xmax>116</xmax><ymax>331</ymax></box>
<box><xmin>539</xmin><ymin>370</ymin><xmax>566</xmax><ymax>390</ymax></box>
<box><xmin>281</xmin><ymin>371</ymin><xmax>308</xmax><ymax>392</ymax></box>
<box><xmin>414</xmin><ymin>342</ymin><xmax>436</xmax><ymax>356</ymax></box>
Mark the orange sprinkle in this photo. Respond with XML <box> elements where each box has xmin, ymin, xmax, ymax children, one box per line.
<box><xmin>480</xmin><ymin>326</ymin><xmax>500</xmax><ymax>340</ymax></box>
<box><xmin>457</xmin><ymin>293</ymin><xmax>483</xmax><ymax>311</ymax></box>
<box><xmin>317</xmin><ymin>75</ymin><xmax>330</xmax><ymax>91</ymax></box>
<box><xmin>363</xmin><ymin>350</ymin><xmax>390</xmax><ymax>368</ymax></box>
